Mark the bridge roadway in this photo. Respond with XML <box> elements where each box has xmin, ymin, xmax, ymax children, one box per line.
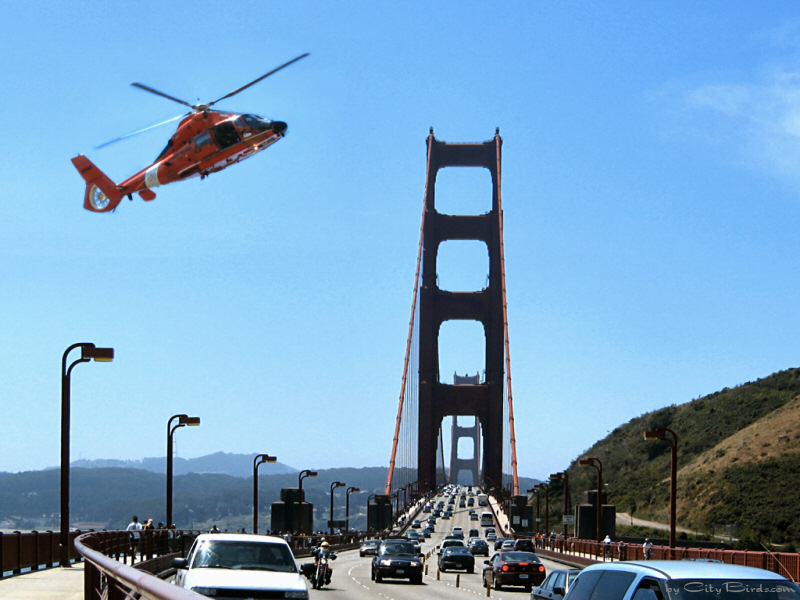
<box><xmin>0</xmin><ymin>500</ymin><xmax>573</xmax><ymax>599</ymax></box>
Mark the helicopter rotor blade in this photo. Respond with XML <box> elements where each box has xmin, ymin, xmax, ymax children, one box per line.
<box><xmin>131</xmin><ymin>82</ymin><xmax>196</xmax><ymax>110</ymax></box>
<box><xmin>94</xmin><ymin>112</ymin><xmax>187</xmax><ymax>149</ymax></box>
<box><xmin>207</xmin><ymin>52</ymin><xmax>309</xmax><ymax>108</ymax></box>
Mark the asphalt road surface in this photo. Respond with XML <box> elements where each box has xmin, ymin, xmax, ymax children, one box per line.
<box><xmin>309</xmin><ymin>492</ymin><xmax>568</xmax><ymax>600</ymax></box>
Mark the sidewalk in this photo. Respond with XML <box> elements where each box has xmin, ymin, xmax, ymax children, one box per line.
<box><xmin>0</xmin><ymin>564</ymin><xmax>83</xmax><ymax>600</ymax></box>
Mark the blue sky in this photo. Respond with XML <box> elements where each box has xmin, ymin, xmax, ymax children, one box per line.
<box><xmin>2</xmin><ymin>2</ymin><xmax>799</xmax><ymax>482</ymax></box>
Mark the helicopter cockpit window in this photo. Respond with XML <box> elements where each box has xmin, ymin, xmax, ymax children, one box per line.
<box><xmin>194</xmin><ymin>132</ymin><xmax>214</xmax><ymax>152</ymax></box>
<box><xmin>242</xmin><ymin>114</ymin><xmax>270</xmax><ymax>133</ymax></box>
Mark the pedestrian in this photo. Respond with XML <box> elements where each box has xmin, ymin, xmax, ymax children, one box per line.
<box><xmin>643</xmin><ymin>538</ymin><xmax>653</xmax><ymax>560</ymax></box>
<box><xmin>126</xmin><ymin>516</ymin><xmax>142</xmax><ymax>564</ymax></box>
<box><xmin>603</xmin><ymin>535</ymin><xmax>612</xmax><ymax>560</ymax></box>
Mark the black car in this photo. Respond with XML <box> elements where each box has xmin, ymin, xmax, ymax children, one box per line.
<box><xmin>482</xmin><ymin>551</ymin><xmax>546</xmax><ymax>591</ymax></box>
<box><xmin>439</xmin><ymin>546</ymin><xmax>475</xmax><ymax>573</ymax></box>
<box><xmin>371</xmin><ymin>540</ymin><xmax>423</xmax><ymax>584</ymax></box>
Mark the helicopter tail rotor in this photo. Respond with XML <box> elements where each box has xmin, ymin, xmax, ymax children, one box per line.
<box><xmin>71</xmin><ymin>154</ymin><xmax>124</xmax><ymax>212</ymax></box>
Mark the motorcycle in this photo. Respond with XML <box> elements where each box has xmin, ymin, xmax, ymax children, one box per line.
<box><xmin>307</xmin><ymin>549</ymin><xmax>336</xmax><ymax>589</ymax></box>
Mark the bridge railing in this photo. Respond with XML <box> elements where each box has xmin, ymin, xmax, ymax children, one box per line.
<box><xmin>1</xmin><ymin>529</ymin><xmax>84</xmax><ymax>577</ymax></box>
<box><xmin>75</xmin><ymin>530</ymin><xmax>203</xmax><ymax>600</ymax></box>
<box><xmin>531</xmin><ymin>536</ymin><xmax>800</xmax><ymax>581</ymax></box>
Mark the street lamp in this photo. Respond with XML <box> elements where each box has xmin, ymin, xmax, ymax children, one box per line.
<box><xmin>550</xmin><ymin>472</ymin><xmax>570</xmax><ymax>537</ymax></box>
<box><xmin>579</xmin><ymin>457</ymin><xmax>603</xmax><ymax>542</ymax></box>
<box><xmin>345</xmin><ymin>487</ymin><xmax>362</xmax><ymax>533</ymax></box>
<box><xmin>253</xmin><ymin>454</ymin><xmax>277</xmax><ymax>534</ymax></box>
<box><xmin>536</xmin><ymin>483</ymin><xmax>549</xmax><ymax>535</ymax></box>
<box><xmin>298</xmin><ymin>470</ymin><xmax>317</xmax><ymax>535</ymax></box>
<box><xmin>644</xmin><ymin>428</ymin><xmax>678</xmax><ymax>550</ymax></box>
<box><xmin>329</xmin><ymin>481</ymin><xmax>346</xmax><ymax>534</ymax></box>
<box><xmin>166</xmin><ymin>414</ymin><xmax>200</xmax><ymax>529</ymax></box>
<box><xmin>61</xmin><ymin>342</ymin><xmax>113</xmax><ymax>567</ymax></box>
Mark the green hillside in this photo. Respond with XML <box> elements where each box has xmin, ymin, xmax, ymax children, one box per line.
<box><xmin>548</xmin><ymin>368</ymin><xmax>800</xmax><ymax>548</ymax></box>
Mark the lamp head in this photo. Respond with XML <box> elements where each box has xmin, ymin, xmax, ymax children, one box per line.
<box><xmin>644</xmin><ymin>429</ymin><xmax>664</xmax><ymax>440</ymax></box>
<box><xmin>179</xmin><ymin>415</ymin><xmax>201</xmax><ymax>426</ymax></box>
<box><xmin>82</xmin><ymin>344</ymin><xmax>114</xmax><ymax>362</ymax></box>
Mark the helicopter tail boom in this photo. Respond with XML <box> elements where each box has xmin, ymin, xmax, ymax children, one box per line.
<box><xmin>71</xmin><ymin>154</ymin><xmax>124</xmax><ymax>212</ymax></box>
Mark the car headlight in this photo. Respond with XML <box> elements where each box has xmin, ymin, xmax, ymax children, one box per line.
<box><xmin>380</xmin><ymin>559</ymin><xmax>394</xmax><ymax>566</ymax></box>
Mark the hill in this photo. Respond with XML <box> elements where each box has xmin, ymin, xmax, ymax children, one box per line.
<box><xmin>68</xmin><ymin>451</ymin><xmax>296</xmax><ymax>478</ymax></box>
<box><xmin>555</xmin><ymin>367</ymin><xmax>800</xmax><ymax>548</ymax></box>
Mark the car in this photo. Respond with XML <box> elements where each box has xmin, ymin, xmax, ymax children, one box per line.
<box><xmin>439</xmin><ymin>546</ymin><xmax>475</xmax><ymax>573</ymax></box>
<box><xmin>411</xmin><ymin>519</ymin><xmax>421</xmax><ymax>528</ymax></box>
<box><xmin>469</xmin><ymin>538</ymin><xmax>490</xmax><ymax>556</ymax></box>
<box><xmin>452</xmin><ymin>527</ymin><xmax>464</xmax><ymax>539</ymax></box>
<box><xmin>172</xmin><ymin>533</ymin><xmax>308</xmax><ymax>599</ymax></box>
<box><xmin>468</xmin><ymin>497</ymin><xmax>475</xmax><ymax>506</ymax></box>
<box><xmin>482</xmin><ymin>551</ymin><xmax>546</xmax><ymax>592</ymax></box>
<box><xmin>486</xmin><ymin>532</ymin><xmax>497</xmax><ymax>542</ymax></box>
<box><xmin>470</xmin><ymin>512</ymin><xmax>479</xmax><ymax>521</ymax></box>
<box><xmin>371</xmin><ymin>540</ymin><xmax>423</xmax><ymax>584</ymax></box>
<box><xmin>438</xmin><ymin>539</ymin><xmax>467</xmax><ymax>555</ymax></box>
<box><xmin>469</xmin><ymin>528</ymin><xmax>480</xmax><ymax>538</ymax></box>
<box><xmin>423</xmin><ymin>526</ymin><xmax>434</xmax><ymax>537</ymax></box>
<box><xmin>562</xmin><ymin>560</ymin><xmax>800</xmax><ymax>600</ymax></box>
<box><xmin>359</xmin><ymin>539</ymin><xmax>381</xmax><ymax>557</ymax></box>
<box><xmin>531</xmin><ymin>568</ymin><xmax>580</xmax><ymax>600</ymax></box>
<box><xmin>493</xmin><ymin>536</ymin><xmax>507</xmax><ymax>549</ymax></box>
<box><xmin>442</xmin><ymin>510</ymin><xmax>452</xmax><ymax>519</ymax></box>
<box><xmin>501</xmin><ymin>540</ymin><xmax>516</xmax><ymax>550</ymax></box>
<box><xmin>514</xmin><ymin>538</ymin><xmax>534</xmax><ymax>551</ymax></box>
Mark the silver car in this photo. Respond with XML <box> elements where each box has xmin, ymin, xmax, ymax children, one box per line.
<box><xmin>563</xmin><ymin>560</ymin><xmax>800</xmax><ymax>600</ymax></box>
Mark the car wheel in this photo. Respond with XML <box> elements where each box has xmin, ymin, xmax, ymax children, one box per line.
<box><xmin>493</xmin><ymin>576</ymin><xmax>502</xmax><ymax>591</ymax></box>
<box><xmin>440</xmin><ymin>566</ymin><xmax>446</xmax><ymax>572</ymax></box>
<box><xmin>411</xmin><ymin>574</ymin><xmax>422</xmax><ymax>584</ymax></box>
<box><xmin>375</xmin><ymin>572</ymin><xmax>383</xmax><ymax>583</ymax></box>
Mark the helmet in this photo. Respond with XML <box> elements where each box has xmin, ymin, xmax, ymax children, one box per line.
<box><xmin>320</xmin><ymin>541</ymin><xmax>330</xmax><ymax>548</ymax></box>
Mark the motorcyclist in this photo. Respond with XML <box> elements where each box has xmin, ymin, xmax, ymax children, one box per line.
<box><xmin>312</xmin><ymin>540</ymin><xmax>335</xmax><ymax>584</ymax></box>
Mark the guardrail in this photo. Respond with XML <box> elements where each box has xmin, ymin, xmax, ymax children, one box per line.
<box><xmin>530</xmin><ymin>536</ymin><xmax>800</xmax><ymax>581</ymax></box>
<box><xmin>1</xmin><ymin>529</ymin><xmax>78</xmax><ymax>577</ymax></box>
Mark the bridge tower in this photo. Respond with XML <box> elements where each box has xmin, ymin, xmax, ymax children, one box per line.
<box><xmin>417</xmin><ymin>129</ymin><xmax>506</xmax><ymax>494</ymax></box>
<box><xmin>449</xmin><ymin>373</ymin><xmax>482</xmax><ymax>485</ymax></box>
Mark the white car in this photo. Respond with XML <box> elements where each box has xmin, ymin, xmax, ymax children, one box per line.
<box><xmin>172</xmin><ymin>533</ymin><xmax>308</xmax><ymax>599</ymax></box>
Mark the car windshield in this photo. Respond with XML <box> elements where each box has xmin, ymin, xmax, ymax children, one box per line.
<box><xmin>664</xmin><ymin>579</ymin><xmax>800</xmax><ymax>600</ymax></box>
<box><xmin>190</xmin><ymin>540</ymin><xmax>296</xmax><ymax>572</ymax></box>
<box><xmin>446</xmin><ymin>547</ymin><xmax>473</xmax><ymax>555</ymax></box>
<box><xmin>500</xmin><ymin>551</ymin><xmax>540</xmax><ymax>563</ymax></box>
<box><xmin>382</xmin><ymin>542</ymin><xmax>416</xmax><ymax>555</ymax></box>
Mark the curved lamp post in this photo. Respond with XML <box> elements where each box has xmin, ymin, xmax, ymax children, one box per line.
<box><xmin>644</xmin><ymin>428</ymin><xmax>678</xmax><ymax>550</ymax></box>
<box><xmin>550</xmin><ymin>472</ymin><xmax>570</xmax><ymax>537</ymax></box>
<box><xmin>298</xmin><ymin>469</ymin><xmax>317</xmax><ymax>534</ymax></box>
<box><xmin>329</xmin><ymin>481</ymin><xmax>346</xmax><ymax>534</ymax></box>
<box><xmin>253</xmin><ymin>454</ymin><xmax>277</xmax><ymax>534</ymax></box>
<box><xmin>579</xmin><ymin>457</ymin><xmax>603</xmax><ymax>542</ymax></box>
<box><xmin>61</xmin><ymin>342</ymin><xmax>114</xmax><ymax>567</ymax></box>
<box><xmin>345</xmin><ymin>486</ymin><xmax>362</xmax><ymax>533</ymax></box>
<box><xmin>166</xmin><ymin>414</ymin><xmax>200</xmax><ymax>530</ymax></box>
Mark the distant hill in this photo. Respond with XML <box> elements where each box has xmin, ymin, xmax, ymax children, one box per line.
<box><xmin>69</xmin><ymin>451</ymin><xmax>296</xmax><ymax>478</ymax></box>
<box><xmin>557</xmin><ymin>367</ymin><xmax>800</xmax><ymax>548</ymax></box>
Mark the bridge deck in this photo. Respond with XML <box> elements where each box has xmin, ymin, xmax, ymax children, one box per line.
<box><xmin>0</xmin><ymin>564</ymin><xmax>83</xmax><ymax>599</ymax></box>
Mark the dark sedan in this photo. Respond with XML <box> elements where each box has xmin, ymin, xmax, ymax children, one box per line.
<box><xmin>438</xmin><ymin>546</ymin><xmax>475</xmax><ymax>573</ymax></box>
<box><xmin>371</xmin><ymin>540</ymin><xmax>423</xmax><ymax>584</ymax></box>
<box><xmin>482</xmin><ymin>551</ymin><xmax>546</xmax><ymax>591</ymax></box>
<box><xmin>469</xmin><ymin>538</ymin><xmax>490</xmax><ymax>556</ymax></box>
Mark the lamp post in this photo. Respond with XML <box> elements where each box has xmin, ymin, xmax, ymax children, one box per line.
<box><xmin>644</xmin><ymin>428</ymin><xmax>678</xmax><ymax>550</ymax></box>
<box><xmin>345</xmin><ymin>486</ymin><xmax>361</xmax><ymax>533</ymax></box>
<box><xmin>298</xmin><ymin>469</ymin><xmax>317</xmax><ymax>535</ymax></box>
<box><xmin>61</xmin><ymin>342</ymin><xmax>113</xmax><ymax>567</ymax></box>
<box><xmin>329</xmin><ymin>481</ymin><xmax>346</xmax><ymax>535</ymax></box>
<box><xmin>536</xmin><ymin>483</ymin><xmax>549</xmax><ymax>535</ymax></box>
<box><xmin>550</xmin><ymin>472</ymin><xmax>570</xmax><ymax>537</ymax></box>
<box><xmin>166</xmin><ymin>414</ymin><xmax>200</xmax><ymax>529</ymax></box>
<box><xmin>579</xmin><ymin>457</ymin><xmax>603</xmax><ymax>542</ymax></box>
<box><xmin>253</xmin><ymin>454</ymin><xmax>277</xmax><ymax>534</ymax></box>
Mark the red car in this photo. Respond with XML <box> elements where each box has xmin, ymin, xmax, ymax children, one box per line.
<box><xmin>482</xmin><ymin>551</ymin><xmax>546</xmax><ymax>591</ymax></box>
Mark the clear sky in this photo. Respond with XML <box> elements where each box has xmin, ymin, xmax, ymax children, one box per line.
<box><xmin>2</xmin><ymin>2</ymin><xmax>799</xmax><ymax>482</ymax></box>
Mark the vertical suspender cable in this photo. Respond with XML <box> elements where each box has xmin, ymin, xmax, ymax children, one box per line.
<box><xmin>386</xmin><ymin>132</ymin><xmax>433</xmax><ymax>495</ymax></box>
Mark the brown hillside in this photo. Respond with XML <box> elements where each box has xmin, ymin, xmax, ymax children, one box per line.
<box><xmin>680</xmin><ymin>393</ymin><xmax>800</xmax><ymax>479</ymax></box>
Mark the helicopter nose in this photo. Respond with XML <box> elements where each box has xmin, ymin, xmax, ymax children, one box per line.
<box><xmin>271</xmin><ymin>121</ymin><xmax>288</xmax><ymax>135</ymax></box>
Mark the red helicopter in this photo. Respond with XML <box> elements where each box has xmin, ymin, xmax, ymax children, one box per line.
<box><xmin>71</xmin><ymin>53</ymin><xmax>308</xmax><ymax>212</ymax></box>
